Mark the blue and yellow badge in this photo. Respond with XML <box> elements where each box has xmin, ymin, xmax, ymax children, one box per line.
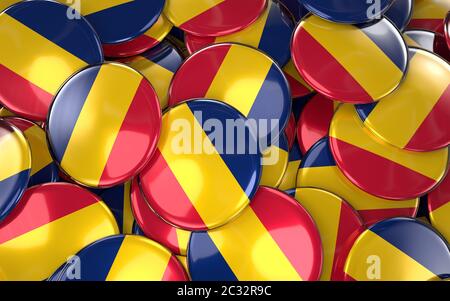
<box><xmin>0</xmin><ymin>118</ymin><xmax>31</xmax><ymax>222</ymax></box>
<box><xmin>344</xmin><ymin>218</ymin><xmax>450</xmax><ymax>280</ymax></box>
<box><xmin>260</xmin><ymin>133</ymin><xmax>289</xmax><ymax>188</ymax></box>
<box><xmin>384</xmin><ymin>0</ymin><xmax>413</xmax><ymax>31</ymax></box>
<box><xmin>139</xmin><ymin>99</ymin><xmax>261</xmax><ymax>231</ymax></box>
<box><xmin>277</xmin><ymin>139</ymin><xmax>302</xmax><ymax>191</ymax></box>
<box><xmin>428</xmin><ymin>172</ymin><xmax>450</xmax><ymax>243</ymax></box>
<box><xmin>49</xmin><ymin>235</ymin><xmax>189</xmax><ymax>281</ymax></box>
<box><xmin>47</xmin><ymin>63</ymin><xmax>161</xmax><ymax>188</ymax></box>
<box><xmin>0</xmin><ymin>0</ymin><xmax>103</xmax><ymax>121</ymax></box>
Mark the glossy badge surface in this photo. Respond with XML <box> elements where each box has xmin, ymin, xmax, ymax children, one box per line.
<box><xmin>48</xmin><ymin>235</ymin><xmax>188</xmax><ymax>281</ymax></box>
<box><xmin>0</xmin><ymin>183</ymin><xmax>119</xmax><ymax>280</ymax></box>
<box><xmin>5</xmin><ymin>117</ymin><xmax>59</xmax><ymax>187</ymax></box>
<box><xmin>291</xmin><ymin>15</ymin><xmax>408</xmax><ymax>104</ymax></box>
<box><xmin>163</xmin><ymin>0</ymin><xmax>267</xmax><ymax>37</ymax></box>
<box><xmin>131</xmin><ymin>179</ymin><xmax>191</xmax><ymax>256</ymax></box>
<box><xmin>169</xmin><ymin>43</ymin><xmax>291</xmax><ymax>148</ymax></box>
<box><xmin>408</xmin><ymin>0</ymin><xmax>450</xmax><ymax>33</ymax></box>
<box><xmin>139</xmin><ymin>99</ymin><xmax>261</xmax><ymax>231</ymax></box>
<box><xmin>344</xmin><ymin>218</ymin><xmax>450</xmax><ymax>280</ymax></box>
<box><xmin>428</xmin><ymin>172</ymin><xmax>450</xmax><ymax>243</ymax></box>
<box><xmin>300</xmin><ymin>0</ymin><xmax>393</xmax><ymax>24</ymax></box>
<box><xmin>260</xmin><ymin>133</ymin><xmax>289</xmax><ymax>188</ymax></box>
<box><xmin>47</xmin><ymin>63</ymin><xmax>161</xmax><ymax>188</ymax></box>
<box><xmin>278</xmin><ymin>141</ymin><xmax>302</xmax><ymax>191</ymax></box>
<box><xmin>122</xmin><ymin>41</ymin><xmax>183</xmax><ymax>110</ymax></box>
<box><xmin>403</xmin><ymin>29</ymin><xmax>450</xmax><ymax>61</ymax></box>
<box><xmin>0</xmin><ymin>0</ymin><xmax>103</xmax><ymax>121</ymax></box>
<box><xmin>356</xmin><ymin>48</ymin><xmax>450</xmax><ymax>152</ymax></box>
<box><xmin>384</xmin><ymin>0</ymin><xmax>414</xmax><ymax>31</ymax></box>
<box><xmin>185</xmin><ymin>0</ymin><xmax>295</xmax><ymax>67</ymax></box>
<box><xmin>283</xmin><ymin>60</ymin><xmax>315</xmax><ymax>98</ymax></box>
<box><xmin>290</xmin><ymin>188</ymin><xmax>364</xmax><ymax>281</ymax></box>
<box><xmin>297</xmin><ymin>138</ymin><xmax>420</xmax><ymax>226</ymax></box>
<box><xmin>49</xmin><ymin>235</ymin><xmax>188</xmax><ymax>281</ymax></box>
<box><xmin>103</xmin><ymin>13</ymin><xmax>173</xmax><ymax>58</ymax></box>
<box><xmin>330</xmin><ymin>105</ymin><xmax>448</xmax><ymax>200</ymax></box>
<box><xmin>297</xmin><ymin>94</ymin><xmax>339</xmax><ymax>155</ymax></box>
<box><xmin>188</xmin><ymin>187</ymin><xmax>323</xmax><ymax>281</ymax></box>
<box><xmin>0</xmin><ymin>119</ymin><xmax>31</xmax><ymax>222</ymax></box>
<box><xmin>59</xmin><ymin>0</ymin><xmax>165</xmax><ymax>45</ymax></box>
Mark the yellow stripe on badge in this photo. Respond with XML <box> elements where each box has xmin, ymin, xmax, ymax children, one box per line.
<box><xmin>57</xmin><ymin>0</ymin><xmax>134</xmax><ymax>16</ymax></box>
<box><xmin>106</xmin><ymin>236</ymin><xmax>171</xmax><ymax>280</ymax></box>
<box><xmin>23</xmin><ymin>126</ymin><xmax>53</xmax><ymax>177</ymax></box>
<box><xmin>302</xmin><ymin>16</ymin><xmax>403</xmax><ymax>100</ymax></box>
<box><xmin>345</xmin><ymin>230</ymin><xmax>437</xmax><ymax>280</ymax></box>
<box><xmin>277</xmin><ymin>159</ymin><xmax>301</xmax><ymax>191</ymax></box>
<box><xmin>144</xmin><ymin>14</ymin><xmax>172</xmax><ymax>41</ymax></box>
<box><xmin>260</xmin><ymin>146</ymin><xmax>289</xmax><ymax>187</ymax></box>
<box><xmin>205</xmin><ymin>45</ymin><xmax>273</xmax><ymax>116</ymax></box>
<box><xmin>0</xmin><ymin>203</ymin><xmax>119</xmax><ymax>280</ymax></box>
<box><xmin>61</xmin><ymin>65</ymin><xmax>142</xmax><ymax>186</ymax></box>
<box><xmin>176</xmin><ymin>228</ymin><xmax>190</xmax><ymax>254</ymax></box>
<box><xmin>294</xmin><ymin>189</ymin><xmax>340</xmax><ymax>280</ymax></box>
<box><xmin>413</xmin><ymin>0</ymin><xmax>450</xmax><ymax>18</ymax></box>
<box><xmin>122</xmin><ymin>182</ymin><xmax>134</xmax><ymax>234</ymax></box>
<box><xmin>430</xmin><ymin>203</ymin><xmax>450</xmax><ymax>241</ymax></box>
<box><xmin>0</xmin><ymin>14</ymin><xmax>86</xmax><ymax>95</ymax></box>
<box><xmin>298</xmin><ymin>166</ymin><xmax>419</xmax><ymax>210</ymax></box>
<box><xmin>0</xmin><ymin>0</ymin><xmax>19</xmax><ymax>11</ymax></box>
<box><xmin>159</xmin><ymin>104</ymin><xmax>250</xmax><ymax>228</ymax></box>
<box><xmin>403</xmin><ymin>34</ymin><xmax>422</xmax><ymax>47</ymax></box>
<box><xmin>330</xmin><ymin>105</ymin><xmax>448</xmax><ymax>181</ymax></box>
<box><xmin>0</xmin><ymin>130</ymin><xmax>29</xmax><ymax>182</ymax></box>
<box><xmin>363</xmin><ymin>52</ymin><xmax>450</xmax><ymax>148</ymax></box>
<box><xmin>164</xmin><ymin>0</ymin><xmax>225</xmax><ymax>26</ymax></box>
<box><xmin>208</xmin><ymin>207</ymin><xmax>302</xmax><ymax>280</ymax></box>
<box><xmin>214</xmin><ymin>4</ymin><xmax>270</xmax><ymax>46</ymax></box>
<box><xmin>283</xmin><ymin>60</ymin><xmax>314</xmax><ymax>91</ymax></box>
<box><xmin>127</xmin><ymin>58</ymin><xmax>173</xmax><ymax>110</ymax></box>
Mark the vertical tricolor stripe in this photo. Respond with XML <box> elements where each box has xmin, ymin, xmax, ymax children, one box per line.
<box><xmin>358</xmin><ymin>50</ymin><xmax>450</xmax><ymax>150</ymax></box>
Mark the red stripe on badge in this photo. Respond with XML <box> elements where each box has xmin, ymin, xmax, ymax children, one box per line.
<box><xmin>409</xmin><ymin>19</ymin><xmax>445</xmax><ymax>33</ymax></box>
<box><xmin>405</xmin><ymin>85</ymin><xmax>450</xmax><ymax>151</ymax></box>
<box><xmin>330</xmin><ymin>137</ymin><xmax>437</xmax><ymax>199</ymax></box>
<box><xmin>139</xmin><ymin>150</ymin><xmax>206</xmax><ymax>229</ymax></box>
<box><xmin>99</xmin><ymin>79</ymin><xmax>160</xmax><ymax>185</ymax></box>
<box><xmin>292</xmin><ymin>29</ymin><xmax>373</xmax><ymax>103</ymax></box>
<box><xmin>358</xmin><ymin>207</ymin><xmax>419</xmax><ymax>226</ymax></box>
<box><xmin>285</xmin><ymin>72</ymin><xmax>313</xmax><ymax>98</ymax></box>
<box><xmin>103</xmin><ymin>35</ymin><xmax>159</xmax><ymax>58</ymax></box>
<box><xmin>0</xmin><ymin>185</ymin><xmax>99</xmax><ymax>244</ymax></box>
<box><xmin>169</xmin><ymin>44</ymin><xmax>231</xmax><ymax>106</ymax></box>
<box><xmin>0</xmin><ymin>64</ymin><xmax>53</xmax><ymax>120</ymax></box>
<box><xmin>162</xmin><ymin>255</ymin><xmax>189</xmax><ymax>281</ymax></box>
<box><xmin>250</xmin><ymin>190</ymin><xmax>321</xmax><ymax>280</ymax></box>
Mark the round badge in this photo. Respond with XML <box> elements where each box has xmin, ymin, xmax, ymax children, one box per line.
<box><xmin>103</xmin><ymin>13</ymin><xmax>173</xmax><ymax>58</ymax></box>
<box><xmin>300</xmin><ymin>0</ymin><xmax>393</xmax><ymax>24</ymax></box>
<box><xmin>329</xmin><ymin>105</ymin><xmax>448</xmax><ymax>200</ymax></box>
<box><xmin>0</xmin><ymin>119</ymin><xmax>31</xmax><ymax>222</ymax></box>
<box><xmin>408</xmin><ymin>0</ymin><xmax>450</xmax><ymax>33</ymax></box>
<box><xmin>5</xmin><ymin>117</ymin><xmax>59</xmax><ymax>187</ymax></box>
<box><xmin>163</xmin><ymin>0</ymin><xmax>267</xmax><ymax>37</ymax></box>
<box><xmin>384</xmin><ymin>0</ymin><xmax>413</xmax><ymax>31</ymax></box>
<box><xmin>47</xmin><ymin>62</ymin><xmax>161</xmax><ymax>188</ymax></box>
<box><xmin>185</xmin><ymin>1</ymin><xmax>295</xmax><ymax>67</ymax></box>
<box><xmin>139</xmin><ymin>99</ymin><xmax>261</xmax><ymax>231</ymax></box>
<box><xmin>49</xmin><ymin>235</ymin><xmax>188</xmax><ymax>281</ymax></box>
<box><xmin>279</xmin><ymin>0</ymin><xmax>309</xmax><ymax>21</ymax></box>
<box><xmin>0</xmin><ymin>183</ymin><xmax>119</xmax><ymax>280</ymax></box>
<box><xmin>131</xmin><ymin>179</ymin><xmax>191</xmax><ymax>256</ymax></box>
<box><xmin>404</xmin><ymin>29</ymin><xmax>450</xmax><ymax>61</ymax></box>
<box><xmin>277</xmin><ymin>141</ymin><xmax>303</xmax><ymax>191</ymax></box>
<box><xmin>285</xmin><ymin>113</ymin><xmax>296</xmax><ymax>150</ymax></box>
<box><xmin>289</xmin><ymin>188</ymin><xmax>364</xmax><ymax>280</ymax></box>
<box><xmin>0</xmin><ymin>0</ymin><xmax>103</xmax><ymax>121</ymax></box>
<box><xmin>91</xmin><ymin>181</ymin><xmax>134</xmax><ymax>234</ymax></box>
<box><xmin>260</xmin><ymin>133</ymin><xmax>289</xmax><ymax>188</ymax></box>
<box><xmin>291</xmin><ymin>15</ymin><xmax>408</xmax><ymax>104</ymax></box>
<box><xmin>428</xmin><ymin>171</ymin><xmax>450</xmax><ymax>243</ymax></box>
<box><xmin>188</xmin><ymin>186</ymin><xmax>322</xmax><ymax>281</ymax></box>
<box><xmin>344</xmin><ymin>218</ymin><xmax>450</xmax><ymax>280</ymax></box>
<box><xmin>297</xmin><ymin>94</ymin><xmax>339</xmax><ymax>155</ymax></box>
<box><xmin>121</xmin><ymin>41</ymin><xmax>183</xmax><ymax>110</ymax></box>
<box><xmin>66</xmin><ymin>0</ymin><xmax>165</xmax><ymax>45</ymax></box>
<box><xmin>298</xmin><ymin>138</ymin><xmax>420</xmax><ymax>226</ymax></box>
<box><xmin>283</xmin><ymin>60</ymin><xmax>315</xmax><ymax>98</ymax></box>
<box><xmin>169</xmin><ymin>43</ymin><xmax>291</xmax><ymax>148</ymax></box>
<box><xmin>356</xmin><ymin>48</ymin><xmax>450</xmax><ymax>152</ymax></box>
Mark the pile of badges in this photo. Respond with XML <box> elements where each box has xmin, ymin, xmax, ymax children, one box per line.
<box><xmin>0</xmin><ymin>0</ymin><xmax>449</xmax><ymax>281</ymax></box>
